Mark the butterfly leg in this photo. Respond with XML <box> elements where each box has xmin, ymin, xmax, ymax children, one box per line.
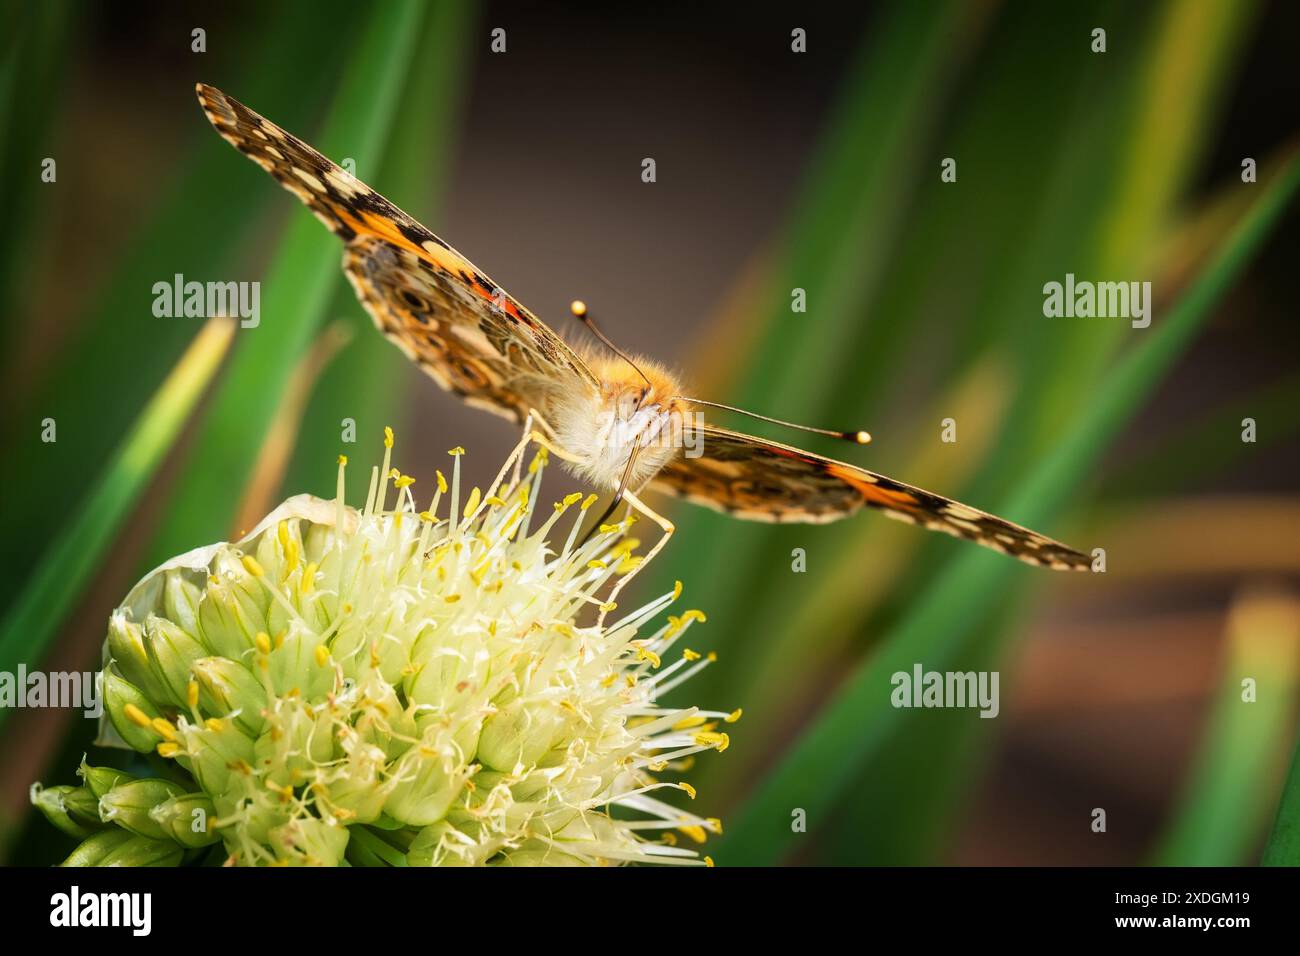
<box><xmin>468</xmin><ymin>423</ymin><xmax>539</xmax><ymax>527</ymax></box>
<box><xmin>511</xmin><ymin>412</ymin><xmax>535</xmax><ymax>487</ymax></box>
<box><xmin>598</xmin><ymin>487</ymin><xmax>674</xmax><ymax>628</ymax></box>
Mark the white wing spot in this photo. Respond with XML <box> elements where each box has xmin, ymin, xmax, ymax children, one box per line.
<box><xmin>293</xmin><ymin>168</ymin><xmax>327</xmax><ymax>193</ymax></box>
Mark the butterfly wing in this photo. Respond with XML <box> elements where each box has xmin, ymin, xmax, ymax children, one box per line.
<box><xmin>651</xmin><ymin>425</ymin><xmax>1090</xmax><ymax>570</ymax></box>
<box><xmin>196</xmin><ymin>83</ymin><xmax>598</xmax><ymax>423</ymax></box>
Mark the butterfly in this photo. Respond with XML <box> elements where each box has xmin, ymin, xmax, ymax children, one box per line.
<box><xmin>196</xmin><ymin>83</ymin><xmax>1090</xmax><ymax>574</ymax></box>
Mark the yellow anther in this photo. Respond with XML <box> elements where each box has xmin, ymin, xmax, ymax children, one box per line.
<box><xmin>661</xmin><ymin>832</ymin><xmax>678</xmax><ymax>846</ymax></box>
<box><xmin>636</xmin><ymin>646</ymin><xmax>662</xmax><ymax>668</ymax></box>
<box><xmin>204</xmin><ymin>718</ymin><xmax>225</xmax><ymax>733</ymax></box>
<box><xmin>444</xmin><ymin>594</ymin><xmax>461</xmax><ymax>603</ymax></box>
<box><xmin>704</xmin><ymin>855</ymin><xmax>715</xmax><ymax>867</ymax></box>
<box><xmin>462</xmin><ymin>486</ymin><xmax>482</xmax><ymax>518</ymax></box>
<box><xmin>486</xmin><ymin>495</ymin><xmax>506</xmax><ymax>507</ymax></box>
<box><xmin>436</xmin><ymin>470</ymin><xmax>448</xmax><ymax>493</ymax></box>
<box><xmin>587</xmin><ymin>559</ymin><xmax>608</xmax><ymax>570</ymax></box>
<box><xmin>725</xmin><ymin>708</ymin><xmax>743</xmax><ymax>723</ymax></box>
<box><xmin>580</xmin><ymin>493</ymin><xmax>599</xmax><ymax>511</ymax></box>
<box><xmin>123</xmin><ymin>703</ymin><xmax>153</xmax><ymax>728</ymax></box>
<box><xmin>394</xmin><ymin>474</ymin><xmax>415</xmax><ymax>489</ymax></box>
<box><xmin>617</xmin><ymin>555</ymin><xmax>643</xmax><ymax>574</ymax></box>
<box><xmin>673</xmin><ymin>580</ymin><xmax>683</xmax><ymax>600</ymax></box>
<box><xmin>187</xmin><ymin>680</ymin><xmax>199</xmax><ymax>709</ymax></box>
<box><xmin>695</xmin><ymin>731</ymin><xmax>729</xmax><ymax>753</ymax></box>
<box><xmin>241</xmin><ymin>555</ymin><xmax>265</xmax><ymax>577</ymax></box>
<box><xmin>151</xmin><ymin>717</ymin><xmax>178</xmax><ymax>741</ymax></box>
<box><xmin>274</xmin><ymin>630</ymin><xmax>286</xmax><ymax>649</ymax></box>
<box><xmin>679</xmin><ymin>824</ymin><xmax>707</xmax><ymax>844</ymax></box>
<box><xmin>601</xmin><ymin>673</ymin><xmax>617</xmax><ymax>688</ymax></box>
<box><xmin>255</xmin><ymin>631</ymin><xmax>272</xmax><ymax>654</ymax></box>
<box><xmin>314</xmin><ymin>645</ymin><xmax>330</xmax><ymax>667</ymax></box>
<box><xmin>448</xmin><ymin>446</ymin><xmax>465</xmax><ymax>457</ymax></box>
<box><xmin>683</xmin><ymin>648</ymin><xmax>701</xmax><ymax>662</ymax></box>
<box><xmin>418</xmin><ymin>510</ymin><xmax>433</xmax><ymax>522</ymax></box>
<box><xmin>383</xmin><ymin>426</ymin><xmax>394</xmax><ymax>448</ymax></box>
<box><xmin>300</xmin><ymin>561</ymin><xmax>318</xmax><ymax>595</ymax></box>
<box><xmin>673</xmin><ymin>715</ymin><xmax>707</xmax><ymax>730</ymax></box>
<box><xmin>157</xmin><ymin>742</ymin><xmax>181</xmax><ymax>758</ymax></box>
<box><xmin>277</xmin><ymin>520</ymin><xmax>290</xmax><ymax>550</ymax></box>
<box><xmin>681</xmin><ymin>609</ymin><xmax>707</xmax><ymax>624</ymax></box>
<box><xmin>554</xmin><ymin>622</ymin><xmax>577</xmax><ymax>639</ymax></box>
<box><xmin>706</xmin><ymin>817</ymin><xmax>723</xmax><ymax>834</ymax></box>
<box><xmin>599</xmin><ymin>523</ymin><xmax>622</xmax><ymax>534</ymax></box>
<box><xmin>707</xmin><ymin>652</ymin><xmax>718</xmax><ymax>662</ymax></box>
<box><xmin>562</xmin><ymin>492</ymin><xmax>583</xmax><ymax>508</ymax></box>
<box><xmin>337</xmin><ymin>454</ymin><xmax>348</xmax><ymax>466</ymax></box>
<box><xmin>680</xmin><ymin>782</ymin><xmax>697</xmax><ymax>800</ymax></box>
<box><xmin>600</xmin><ymin>601</ymin><xmax>617</xmax><ymax>612</ymax></box>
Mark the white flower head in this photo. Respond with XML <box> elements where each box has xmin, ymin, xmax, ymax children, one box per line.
<box><xmin>63</xmin><ymin>428</ymin><xmax>735</xmax><ymax>866</ymax></box>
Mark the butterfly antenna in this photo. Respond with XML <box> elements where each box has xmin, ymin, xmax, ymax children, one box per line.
<box><xmin>570</xmin><ymin>300</ymin><xmax>650</xmax><ymax>388</ymax></box>
<box><xmin>676</xmin><ymin>397</ymin><xmax>871</xmax><ymax>445</ymax></box>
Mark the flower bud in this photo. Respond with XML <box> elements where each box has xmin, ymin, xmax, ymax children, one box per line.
<box><xmin>254</xmin><ymin>700</ymin><xmax>331</xmax><ymax>790</ymax></box>
<box><xmin>144</xmin><ymin>613</ymin><xmax>208</xmax><ymax>707</ymax></box>
<box><xmin>264</xmin><ymin>621</ymin><xmax>333</xmax><ymax>700</ymax></box>
<box><xmin>477</xmin><ymin>698</ymin><xmax>578</xmax><ymax>772</ymax></box>
<box><xmin>78</xmin><ymin>759</ymin><xmax>135</xmax><ymax>799</ymax></box>
<box><xmin>106</xmin><ymin>611</ymin><xmax>170</xmax><ymax>703</ymax></box>
<box><xmin>98</xmin><ymin>834</ymin><xmax>185</xmax><ymax>867</ymax></box>
<box><xmin>495</xmin><ymin>845</ymin><xmax>585</xmax><ymax>866</ymax></box>
<box><xmin>149</xmin><ymin>792</ymin><xmax>221</xmax><ymax>848</ymax></box>
<box><xmin>60</xmin><ymin>828</ymin><xmax>135</xmax><ymax>866</ymax></box>
<box><xmin>191</xmin><ymin>656</ymin><xmax>267</xmax><ymax>736</ymax></box>
<box><xmin>268</xmin><ymin>816</ymin><xmax>349</xmax><ymax>867</ymax></box>
<box><xmin>98</xmin><ymin>778</ymin><xmax>187</xmax><ymax>841</ymax></box>
<box><xmin>162</xmin><ymin>569</ymin><xmax>204</xmax><ymax>640</ymax></box>
<box><xmin>30</xmin><ymin>785</ymin><xmax>103</xmax><ymax>839</ymax></box>
<box><xmin>181</xmin><ymin>715</ymin><xmax>255</xmax><ymax>796</ymax></box>
<box><xmin>383</xmin><ymin>736</ymin><xmax>466</xmax><ymax>827</ymax></box>
<box><xmin>102</xmin><ymin>671</ymin><xmax>164</xmax><ymax>753</ymax></box>
<box><xmin>196</xmin><ymin>558</ymin><xmax>268</xmax><ymax>660</ymax></box>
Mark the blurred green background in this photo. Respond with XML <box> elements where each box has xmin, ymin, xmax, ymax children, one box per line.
<box><xmin>1</xmin><ymin>0</ymin><xmax>1298</xmax><ymax>865</ymax></box>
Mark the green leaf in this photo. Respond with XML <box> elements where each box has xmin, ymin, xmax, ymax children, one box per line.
<box><xmin>716</xmin><ymin>147</ymin><xmax>1300</xmax><ymax>866</ymax></box>
<box><xmin>141</xmin><ymin>0</ymin><xmax>427</xmax><ymax>567</ymax></box>
<box><xmin>1263</xmin><ymin>735</ymin><xmax>1300</xmax><ymax>866</ymax></box>
<box><xmin>0</xmin><ymin>0</ymin><xmax>358</xmax><ymax>607</ymax></box>
<box><xmin>282</xmin><ymin>0</ymin><xmax>475</xmax><ymax>503</ymax></box>
<box><xmin>1154</xmin><ymin>588</ymin><xmax>1300</xmax><ymax>865</ymax></box>
<box><xmin>0</xmin><ymin>320</ymin><xmax>235</xmax><ymax>701</ymax></box>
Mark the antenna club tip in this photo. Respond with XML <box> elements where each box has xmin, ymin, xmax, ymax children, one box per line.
<box><xmin>570</xmin><ymin>299</ymin><xmax>587</xmax><ymax>318</ymax></box>
<box><xmin>852</xmin><ymin>430</ymin><xmax>872</xmax><ymax>445</ymax></box>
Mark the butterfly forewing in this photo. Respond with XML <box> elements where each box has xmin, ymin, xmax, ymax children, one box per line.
<box><xmin>196</xmin><ymin>83</ymin><xmax>597</xmax><ymax>424</ymax></box>
<box><xmin>651</xmin><ymin>425</ymin><xmax>1091</xmax><ymax>570</ymax></box>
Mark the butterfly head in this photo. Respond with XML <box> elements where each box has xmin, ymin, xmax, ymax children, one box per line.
<box><xmin>552</xmin><ymin>356</ymin><xmax>688</xmax><ymax>490</ymax></box>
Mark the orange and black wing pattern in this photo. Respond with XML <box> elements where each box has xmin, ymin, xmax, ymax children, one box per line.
<box><xmin>196</xmin><ymin>83</ymin><xmax>598</xmax><ymax>423</ymax></box>
<box><xmin>651</xmin><ymin>425</ymin><xmax>1090</xmax><ymax>570</ymax></box>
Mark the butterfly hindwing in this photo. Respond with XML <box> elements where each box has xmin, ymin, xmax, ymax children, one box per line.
<box><xmin>196</xmin><ymin>83</ymin><xmax>597</xmax><ymax>424</ymax></box>
<box><xmin>651</xmin><ymin>425</ymin><xmax>1090</xmax><ymax>570</ymax></box>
